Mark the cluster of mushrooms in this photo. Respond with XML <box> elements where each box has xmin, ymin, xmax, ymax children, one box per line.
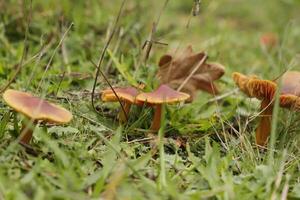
<box><xmin>3</xmin><ymin>45</ymin><xmax>300</xmax><ymax>149</ymax></box>
<box><xmin>102</xmin><ymin>85</ymin><xmax>190</xmax><ymax>131</ymax></box>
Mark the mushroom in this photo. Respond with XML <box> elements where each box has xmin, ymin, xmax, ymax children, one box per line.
<box><xmin>232</xmin><ymin>71</ymin><xmax>300</xmax><ymax>146</ymax></box>
<box><xmin>136</xmin><ymin>84</ymin><xmax>190</xmax><ymax>131</ymax></box>
<box><xmin>101</xmin><ymin>87</ymin><xmax>140</xmax><ymax>122</ymax></box>
<box><xmin>3</xmin><ymin>89</ymin><xmax>73</xmax><ymax>145</ymax></box>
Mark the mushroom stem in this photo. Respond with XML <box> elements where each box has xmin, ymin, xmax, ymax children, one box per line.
<box><xmin>118</xmin><ymin>102</ymin><xmax>131</xmax><ymax>123</ymax></box>
<box><xmin>150</xmin><ymin>105</ymin><xmax>162</xmax><ymax>131</ymax></box>
<box><xmin>19</xmin><ymin>120</ymin><xmax>35</xmax><ymax>145</ymax></box>
<box><xmin>256</xmin><ymin>99</ymin><xmax>273</xmax><ymax>146</ymax></box>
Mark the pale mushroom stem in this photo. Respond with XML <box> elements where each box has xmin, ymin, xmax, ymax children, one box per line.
<box><xmin>118</xmin><ymin>102</ymin><xmax>131</xmax><ymax>123</ymax></box>
<box><xmin>256</xmin><ymin>99</ymin><xmax>273</xmax><ymax>146</ymax></box>
<box><xmin>150</xmin><ymin>105</ymin><xmax>162</xmax><ymax>131</ymax></box>
<box><xmin>19</xmin><ymin>121</ymin><xmax>35</xmax><ymax>145</ymax></box>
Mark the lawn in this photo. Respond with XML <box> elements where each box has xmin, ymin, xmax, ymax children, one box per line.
<box><xmin>0</xmin><ymin>0</ymin><xmax>300</xmax><ymax>199</ymax></box>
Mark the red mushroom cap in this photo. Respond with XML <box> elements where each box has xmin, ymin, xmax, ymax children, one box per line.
<box><xmin>136</xmin><ymin>84</ymin><xmax>190</xmax><ymax>105</ymax></box>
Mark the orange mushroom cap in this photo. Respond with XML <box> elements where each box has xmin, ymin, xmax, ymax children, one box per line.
<box><xmin>136</xmin><ymin>84</ymin><xmax>190</xmax><ymax>105</ymax></box>
<box><xmin>3</xmin><ymin>89</ymin><xmax>72</xmax><ymax>124</ymax></box>
<box><xmin>101</xmin><ymin>87</ymin><xmax>140</xmax><ymax>104</ymax></box>
<box><xmin>232</xmin><ymin>72</ymin><xmax>276</xmax><ymax>100</ymax></box>
<box><xmin>232</xmin><ymin>71</ymin><xmax>300</xmax><ymax>109</ymax></box>
<box><xmin>279</xmin><ymin>71</ymin><xmax>300</xmax><ymax>109</ymax></box>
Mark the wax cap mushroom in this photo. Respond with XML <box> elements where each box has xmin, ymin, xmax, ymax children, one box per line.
<box><xmin>232</xmin><ymin>71</ymin><xmax>300</xmax><ymax>146</ymax></box>
<box><xmin>136</xmin><ymin>84</ymin><xmax>190</xmax><ymax>131</ymax></box>
<box><xmin>136</xmin><ymin>84</ymin><xmax>190</xmax><ymax>105</ymax></box>
<box><xmin>232</xmin><ymin>72</ymin><xmax>276</xmax><ymax>100</ymax></box>
<box><xmin>101</xmin><ymin>87</ymin><xmax>139</xmax><ymax>104</ymax></box>
<box><xmin>279</xmin><ymin>71</ymin><xmax>300</xmax><ymax>109</ymax></box>
<box><xmin>101</xmin><ymin>87</ymin><xmax>141</xmax><ymax>122</ymax></box>
<box><xmin>3</xmin><ymin>89</ymin><xmax>72</xmax><ymax>123</ymax></box>
<box><xmin>3</xmin><ymin>89</ymin><xmax>72</xmax><ymax>145</ymax></box>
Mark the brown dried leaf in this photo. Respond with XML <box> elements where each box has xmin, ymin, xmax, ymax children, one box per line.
<box><xmin>157</xmin><ymin>45</ymin><xmax>225</xmax><ymax>101</ymax></box>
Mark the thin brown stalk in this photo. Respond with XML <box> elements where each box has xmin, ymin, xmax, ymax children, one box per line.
<box><xmin>177</xmin><ymin>53</ymin><xmax>207</xmax><ymax>92</ymax></box>
<box><xmin>91</xmin><ymin>0</ymin><xmax>127</xmax><ymax>113</ymax></box>
<box><xmin>90</xmin><ymin>60</ymin><xmax>128</xmax><ymax>121</ymax></box>
<box><xmin>142</xmin><ymin>0</ymin><xmax>169</xmax><ymax>62</ymax></box>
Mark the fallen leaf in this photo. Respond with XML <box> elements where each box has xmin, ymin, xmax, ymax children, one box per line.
<box><xmin>157</xmin><ymin>45</ymin><xmax>225</xmax><ymax>101</ymax></box>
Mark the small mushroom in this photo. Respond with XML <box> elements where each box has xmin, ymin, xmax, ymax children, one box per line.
<box><xmin>3</xmin><ymin>89</ymin><xmax>72</xmax><ymax>145</ymax></box>
<box><xmin>232</xmin><ymin>71</ymin><xmax>300</xmax><ymax>146</ymax></box>
<box><xmin>101</xmin><ymin>87</ymin><xmax>140</xmax><ymax>122</ymax></box>
<box><xmin>136</xmin><ymin>84</ymin><xmax>190</xmax><ymax>131</ymax></box>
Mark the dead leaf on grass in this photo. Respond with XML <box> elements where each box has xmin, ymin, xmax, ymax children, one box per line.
<box><xmin>157</xmin><ymin>45</ymin><xmax>225</xmax><ymax>101</ymax></box>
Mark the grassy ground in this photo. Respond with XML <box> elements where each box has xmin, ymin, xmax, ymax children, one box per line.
<box><xmin>0</xmin><ymin>0</ymin><xmax>300</xmax><ymax>199</ymax></box>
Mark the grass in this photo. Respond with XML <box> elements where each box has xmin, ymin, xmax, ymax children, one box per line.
<box><xmin>0</xmin><ymin>0</ymin><xmax>300</xmax><ymax>199</ymax></box>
